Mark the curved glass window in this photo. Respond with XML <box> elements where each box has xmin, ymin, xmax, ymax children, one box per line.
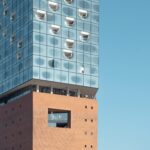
<box><xmin>10</xmin><ymin>33</ymin><xmax>16</xmax><ymax>43</ymax></box>
<box><xmin>35</xmin><ymin>10</ymin><xmax>46</xmax><ymax>20</ymax></box>
<box><xmin>78</xmin><ymin>9</ymin><xmax>88</xmax><ymax>19</ymax></box>
<box><xmin>63</xmin><ymin>49</ymin><xmax>73</xmax><ymax>59</ymax></box>
<box><xmin>64</xmin><ymin>0</ymin><xmax>73</xmax><ymax>4</ymax></box>
<box><xmin>3</xmin><ymin>0</ymin><xmax>7</xmax><ymax>6</ymax></box>
<box><xmin>48</xmin><ymin>1</ymin><xmax>59</xmax><ymax>11</ymax></box>
<box><xmin>10</xmin><ymin>12</ymin><xmax>16</xmax><ymax>21</ymax></box>
<box><xmin>3</xmin><ymin>8</ymin><xmax>9</xmax><ymax>16</ymax></box>
<box><xmin>80</xmin><ymin>31</ymin><xmax>90</xmax><ymax>41</ymax></box>
<box><xmin>65</xmin><ymin>17</ymin><xmax>75</xmax><ymax>27</ymax></box>
<box><xmin>50</xmin><ymin>25</ymin><xmax>60</xmax><ymax>34</ymax></box>
<box><xmin>65</xmin><ymin>39</ymin><xmax>74</xmax><ymax>48</ymax></box>
<box><xmin>16</xmin><ymin>52</ymin><xmax>22</xmax><ymax>60</ymax></box>
<box><xmin>17</xmin><ymin>41</ymin><xmax>23</xmax><ymax>48</ymax></box>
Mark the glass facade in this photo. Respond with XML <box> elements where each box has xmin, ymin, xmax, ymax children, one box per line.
<box><xmin>0</xmin><ymin>0</ymin><xmax>99</xmax><ymax>95</ymax></box>
<box><xmin>0</xmin><ymin>0</ymin><xmax>33</xmax><ymax>94</ymax></box>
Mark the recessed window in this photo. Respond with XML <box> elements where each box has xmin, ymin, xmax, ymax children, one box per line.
<box><xmin>5</xmin><ymin>136</ymin><xmax>7</xmax><ymax>140</ymax></box>
<box><xmin>64</xmin><ymin>0</ymin><xmax>73</xmax><ymax>5</ymax></box>
<box><xmin>80</xmin><ymin>31</ymin><xmax>90</xmax><ymax>41</ymax></box>
<box><xmin>35</xmin><ymin>10</ymin><xmax>46</xmax><ymax>20</ymax></box>
<box><xmin>17</xmin><ymin>41</ymin><xmax>23</xmax><ymax>48</ymax></box>
<box><xmin>10</xmin><ymin>34</ymin><xmax>16</xmax><ymax>43</ymax></box>
<box><xmin>78</xmin><ymin>9</ymin><xmax>88</xmax><ymax>19</ymax></box>
<box><xmin>53</xmin><ymin>88</ymin><xmax>67</xmax><ymax>95</ymax></box>
<box><xmin>19</xmin><ymin>118</ymin><xmax>22</xmax><ymax>122</ymax></box>
<box><xmin>19</xmin><ymin>145</ymin><xmax>22</xmax><ymax>148</ymax></box>
<box><xmin>39</xmin><ymin>86</ymin><xmax>51</xmax><ymax>93</ymax></box>
<box><xmin>48</xmin><ymin>108</ymin><xmax>71</xmax><ymax>128</ymax></box>
<box><xmin>50</xmin><ymin>25</ymin><xmax>60</xmax><ymax>34</ymax></box>
<box><xmin>48</xmin><ymin>1</ymin><xmax>59</xmax><ymax>11</ymax></box>
<box><xmin>16</xmin><ymin>52</ymin><xmax>22</xmax><ymax>60</ymax></box>
<box><xmin>3</xmin><ymin>8</ymin><xmax>9</xmax><ymax>16</ymax></box>
<box><xmin>3</xmin><ymin>0</ymin><xmax>7</xmax><ymax>6</ymax></box>
<box><xmin>65</xmin><ymin>17</ymin><xmax>75</xmax><ymax>27</ymax></box>
<box><xmin>65</xmin><ymin>39</ymin><xmax>74</xmax><ymax>48</ymax></box>
<box><xmin>18</xmin><ymin>131</ymin><xmax>22</xmax><ymax>135</ymax></box>
<box><xmin>63</xmin><ymin>49</ymin><xmax>73</xmax><ymax>59</ymax></box>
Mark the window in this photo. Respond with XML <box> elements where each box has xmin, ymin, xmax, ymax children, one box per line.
<box><xmin>48</xmin><ymin>109</ymin><xmax>71</xmax><ymax>128</ymax></box>
<box><xmin>50</xmin><ymin>25</ymin><xmax>60</xmax><ymax>34</ymax></box>
<box><xmin>64</xmin><ymin>0</ymin><xmax>73</xmax><ymax>4</ymax></box>
<box><xmin>80</xmin><ymin>31</ymin><xmax>90</xmax><ymax>41</ymax></box>
<box><xmin>35</xmin><ymin>10</ymin><xmax>46</xmax><ymax>20</ymax></box>
<box><xmin>3</xmin><ymin>8</ymin><xmax>9</xmax><ymax>16</ymax></box>
<box><xmin>39</xmin><ymin>86</ymin><xmax>51</xmax><ymax>93</ymax></box>
<box><xmin>63</xmin><ymin>49</ymin><xmax>73</xmax><ymax>59</ymax></box>
<box><xmin>78</xmin><ymin>9</ymin><xmax>88</xmax><ymax>19</ymax></box>
<box><xmin>16</xmin><ymin>52</ymin><xmax>22</xmax><ymax>60</ymax></box>
<box><xmin>48</xmin><ymin>1</ymin><xmax>59</xmax><ymax>11</ymax></box>
<box><xmin>53</xmin><ymin>88</ymin><xmax>67</xmax><ymax>95</ymax></box>
<box><xmin>10</xmin><ymin>34</ymin><xmax>16</xmax><ymax>43</ymax></box>
<box><xmin>65</xmin><ymin>17</ymin><xmax>75</xmax><ymax>27</ymax></box>
<box><xmin>17</xmin><ymin>41</ymin><xmax>23</xmax><ymax>48</ymax></box>
<box><xmin>65</xmin><ymin>39</ymin><xmax>74</xmax><ymax>48</ymax></box>
<box><xmin>3</xmin><ymin>0</ymin><xmax>7</xmax><ymax>6</ymax></box>
<box><xmin>10</xmin><ymin>12</ymin><xmax>16</xmax><ymax>21</ymax></box>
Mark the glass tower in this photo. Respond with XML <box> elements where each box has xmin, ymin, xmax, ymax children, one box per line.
<box><xmin>0</xmin><ymin>0</ymin><xmax>99</xmax><ymax>98</ymax></box>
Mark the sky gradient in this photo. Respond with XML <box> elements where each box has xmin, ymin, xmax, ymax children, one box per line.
<box><xmin>98</xmin><ymin>0</ymin><xmax>150</xmax><ymax>150</ymax></box>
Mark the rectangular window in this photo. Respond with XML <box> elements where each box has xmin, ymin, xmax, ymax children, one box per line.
<box><xmin>48</xmin><ymin>109</ymin><xmax>71</xmax><ymax>128</ymax></box>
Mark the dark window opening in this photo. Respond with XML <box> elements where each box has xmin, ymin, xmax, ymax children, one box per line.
<box><xmin>48</xmin><ymin>109</ymin><xmax>71</xmax><ymax>128</ymax></box>
<box><xmin>53</xmin><ymin>88</ymin><xmax>67</xmax><ymax>95</ymax></box>
<box><xmin>69</xmin><ymin>90</ymin><xmax>77</xmax><ymax>97</ymax></box>
<box><xmin>39</xmin><ymin>86</ymin><xmax>51</xmax><ymax>93</ymax></box>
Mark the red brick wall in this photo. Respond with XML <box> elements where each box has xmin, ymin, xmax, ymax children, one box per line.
<box><xmin>0</xmin><ymin>94</ymin><xmax>33</xmax><ymax>150</ymax></box>
<box><xmin>32</xmin><ymin>92</ymin><xmax>98</xmax><ymax>150</ymax></box>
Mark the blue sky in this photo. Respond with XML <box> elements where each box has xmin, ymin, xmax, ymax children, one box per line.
<box><xmin>98</xmin><ymin>0</ymin><xmax>150</xmax><ymax>150</ymax></box>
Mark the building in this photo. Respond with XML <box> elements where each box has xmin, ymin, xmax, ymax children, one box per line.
<box><xmin>0</xmin><ymin>0</ymin><xmax>99</xmax><ymax>149</ymax></box>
